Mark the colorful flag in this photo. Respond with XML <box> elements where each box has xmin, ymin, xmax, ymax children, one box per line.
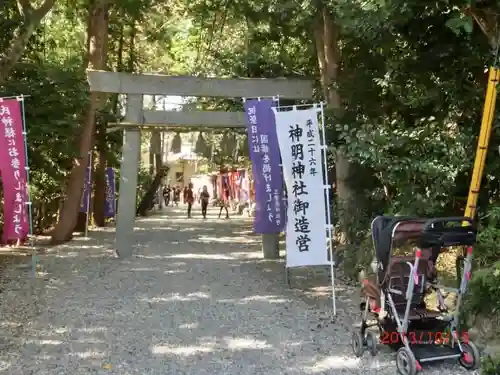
<box><xmin>104</xmin><ymin>167</ymin><xmax>116</xmax><ymax>218</ymax></box>
<box><xmin>0</xmin><ymin>99</ymin><xmax>29</xmax><ymax>242</ymax></box>
<box><xmin>244</xmin><ymin>99</ymin><xmax>285</xmax><ymax>233</ymax></box>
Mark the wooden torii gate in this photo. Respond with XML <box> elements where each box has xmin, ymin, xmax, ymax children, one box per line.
<box><xmin>86</xmin><ymin>70</ymin><xmax>314</xmax><ymax>258</ymax></box>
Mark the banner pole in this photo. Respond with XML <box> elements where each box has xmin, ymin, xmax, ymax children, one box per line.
<box><xmin>114</xmin><ymin>169</ymin><xmax>117</xmax><ymax>222</ymax></box>
<box><xmin>319</xmin><ymin>102</ymin><xmax>336</xmax><ymax>316</ymax></box>
<box><xmin>18</xmin><ymin>96</ymin><xmax>36</xmax><ymax>278</ymax></box>
<box><xmin>282</xmin><ymin>166</ymin><xmax>290</xmax><ymax>288</ymax></box>
<box><xmin>84</xmin><ymin>152</ymin><xmax>92</xmax><ymax>238</ymax></box>
<box><xmin>272</xmin><ymin>96</ymin><xmax>291</xmax><ymax>287</ymax></box>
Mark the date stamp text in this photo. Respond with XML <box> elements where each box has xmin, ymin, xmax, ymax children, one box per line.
<box><xmin>381</xmin><ymin>331</ymin><xmax>469</xmax><ymax>345</ymax></box>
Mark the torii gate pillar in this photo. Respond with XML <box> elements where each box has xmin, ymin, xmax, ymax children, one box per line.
<box><xmin>115</xmin><ymin>94</ymin><xmax>142</xmax><ymax>257</ymax></box>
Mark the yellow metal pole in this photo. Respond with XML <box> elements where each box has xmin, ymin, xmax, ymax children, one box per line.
<box><xmin>464</xmin><ymin>67</ymin><xmax>500</xmax><ymax>219</ymax></box>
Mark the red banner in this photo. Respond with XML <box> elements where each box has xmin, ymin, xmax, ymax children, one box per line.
<box><xmin>0</xmin><ymin>98</ymin><xmax>29</xmax><ymax>243</ymax></box>
<box><xmin>231</xmin><ymin>171</ymin><xmax>239</xmax><ymax>200</ymax></box>
<box><xmin>217</xmin><ymin>175</ymin><xmax>223</xmax><ymax>200</ymax></box>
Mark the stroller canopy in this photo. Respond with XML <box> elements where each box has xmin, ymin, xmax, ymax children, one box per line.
<box><xmin>372</xmin><ymin>216</ymin><xmax>476</xmax><ymax>273</ymax></box>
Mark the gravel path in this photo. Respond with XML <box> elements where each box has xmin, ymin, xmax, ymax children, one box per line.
<box><xmin>0</xmin><ymin>205</ymin><xmax>479</xmax><ymax>374</ymax></box>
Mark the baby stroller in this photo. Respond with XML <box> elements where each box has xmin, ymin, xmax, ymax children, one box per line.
<box><xmin>351</xmin><ymin>216</ymin><xmax>480</xmax><ymax>375</ymax></box>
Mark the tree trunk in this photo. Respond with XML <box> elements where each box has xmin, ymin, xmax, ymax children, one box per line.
<box><xmin>0</xmin><ymin>0</ymin><xmax>55</xmax><ymax>86</ymax></box>
<box><xmin>127</xmin><ymin>20</ymin><xmax>136</xmax><ymax>72</ymax></box>
<box><xmin>50</xmin><ymin>0</ymin><xmax>110</xmax><ymax>244</ymax></box>
<box><xmin>149</xmin><ymin>139</ymin><xmax>155</xmax><ymax>176</ymax></box>
<box><xmin>465</xmin><ymin>6</ymin><xmax>498</xmax><ymax>49</ymax></box>
<box><xmin>151</xmin><ymin>130</ymin><xmax>162</xmax><ymax>174</ymax></box>
<box><xmin>147</xmin><ymin>129</ymin><xmax>160</xmax><ymax>168</ymax></box>
<box><xmin>93</xmin><ymin>116</ymin><xmax>107</xmax><ymax>227</ymax></box>
<box><xmin>111</xmin><ymin>11</ymin><xmax>125</xmax><ymax>112</ymax></box>
<box><xmin>314</xmin><ymin>6</ymin><xmax>353</xmax><ymax>245</ymax></box>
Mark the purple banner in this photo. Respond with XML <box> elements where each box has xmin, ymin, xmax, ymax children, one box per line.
<box><xmin>104</xmin><ymin>167</ymin><xmax>116</xmax><ymax>217</ymax></box>
<box><xmin>80</xmin><ymin>154</ymin><xmax>91</xmax><ymax>213</ymax></box>
<box><xmin>244</xmin><ymin>99</ymin><xmax>285</xmax><ymax>233</ymax></box>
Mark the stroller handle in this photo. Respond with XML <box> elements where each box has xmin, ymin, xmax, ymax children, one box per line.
<box><xmin>422</xmin><ymin>217</ymin><xmax>474</xmax><ymax>231</ymax></box>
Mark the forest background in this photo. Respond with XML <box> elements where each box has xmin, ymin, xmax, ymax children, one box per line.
<box><xmin>2</xmin><ymin>0</ymin><xmax>500</xmax><ymax>371</ymax></box>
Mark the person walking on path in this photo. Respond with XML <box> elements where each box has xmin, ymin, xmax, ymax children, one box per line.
<box><xmin>173</xmin><ymin>186</ymin><xmax>180</xmax><ymax>206</ymax></box>
<box><xmin>200</xmin><ymin>185</ymin><xmax>210</xmax><ymax>219</ymax></box>
<box><xmin>186</xmin><ymin>183</ymin><xmax>195</xmax><ymax>218</ymax></box>
<box><xmin>197</xmin><ymin>187</ymin><xmax>203</xmax><ymax>204</ymax></box>
<box><xmin>163</xmin><ymin>184</ymin><xmax>171</xmax><ymax>206</ymax></box>
<box><xmin>218</xmin><ymin>183</ymin><xmax>230</xmax><ymax>219</ymax></box>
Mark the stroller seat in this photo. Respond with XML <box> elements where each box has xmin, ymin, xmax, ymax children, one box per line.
<box><xmin>362</xmin><ymin>253</ymin><xmax>440</xmax><ymax>319</ymax></box>
<box><xmin>387</xmin><ymin>255</ymin><xmax>440</xmax><ymax>319</ymax></box>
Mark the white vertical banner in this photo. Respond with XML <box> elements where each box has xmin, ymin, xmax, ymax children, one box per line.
<box><xmin>273</xmin><ymin>106</ymin><xmax>329</xmax><ymax>268</ymax></box>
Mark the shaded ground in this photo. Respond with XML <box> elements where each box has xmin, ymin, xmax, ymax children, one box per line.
<box><xmin>0</xmin><ymin>245</ymin><xmax>39</xmax><ymax>295</ymax></box>
<box><xmin>0</xmin><ymin>205</ymin><xmax>478</xmax><ymax>374</ymax></box>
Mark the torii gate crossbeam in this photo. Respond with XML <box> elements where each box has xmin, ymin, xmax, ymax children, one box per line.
<box><xmin>86</xmin><ymin>69</ymin><xmax>314</xmax><ymax>258</ymax></box>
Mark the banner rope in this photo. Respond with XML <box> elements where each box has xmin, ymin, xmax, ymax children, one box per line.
<box><xmin>84</xmin><ymin>152</ymin><xmax>93</xmax><ymax>238</ymax></box>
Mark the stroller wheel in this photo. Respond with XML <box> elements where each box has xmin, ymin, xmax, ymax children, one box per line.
<box><xmin>366</xmin><ymin>330</ymin><xmax>379</xmax><ymax>356</ymax></box>
<box><xmin>351</xmin><ymin>330</ymin><xmax>365</xmax><ymax>357</ymax></box>
<box><xmin>396</xmin><ymin>347</ymin><xmax>417</xmax><ymax>375</ymax></box>
<box><xmin>458</xmin><ymin>341</ymin><xmax>480</xmax><ymax>370</ymax></box>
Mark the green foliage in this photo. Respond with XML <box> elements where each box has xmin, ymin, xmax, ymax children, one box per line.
<box><xmin>481</xmin><ymin>355</ymin><xmax>500</xmax><ymax>375</ymax></box>
<box><xmin>475</xmin><ymin>205</ymin><xmax>500</xmax><ymax>268</ymax></box>
<box><xmin>137</xmin><ymin>166</ymin><xmax>154</xmax><ymax>208</ymax></box>
<box><xmin>462</xmin><ymin>206</ymin><xmax>500</xmax><ymax>326</ymax></box>
<box><xmin>0</xmin><ymin>61</ymin><xmax>88</xmax><ymax>233</ymax></box>
<box><xmin>338</xmin><ymin>118</ymin><xmax>472</xmax><ymax>216</ymax></box>
<box><xmin>457</xmin><ymin>204</ymin><xmax>500</xmax><ymax>373</ymax></box>
<box><xmin>322</xmin><ymin>0</ymin><xmax>492</xmax><ymax>283</ymax></box>
<box><xmin>445</xmin><ymin>11</ymin><xmax>474</xmax><ymax>35</ymax></box>
<box><xmin>342</xmin><ymin>232</ymin><xmax>374</xmax><ymax>279</ymax></box>
<box><xmin>0</xmin><ymin>0</ymin><xmax>179</xmax><ymax>233</ymax></box>
<box><xmin>465</xmin><ymin>262</ymin><xmax>500</xmax><ymax>317</ymax></box>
